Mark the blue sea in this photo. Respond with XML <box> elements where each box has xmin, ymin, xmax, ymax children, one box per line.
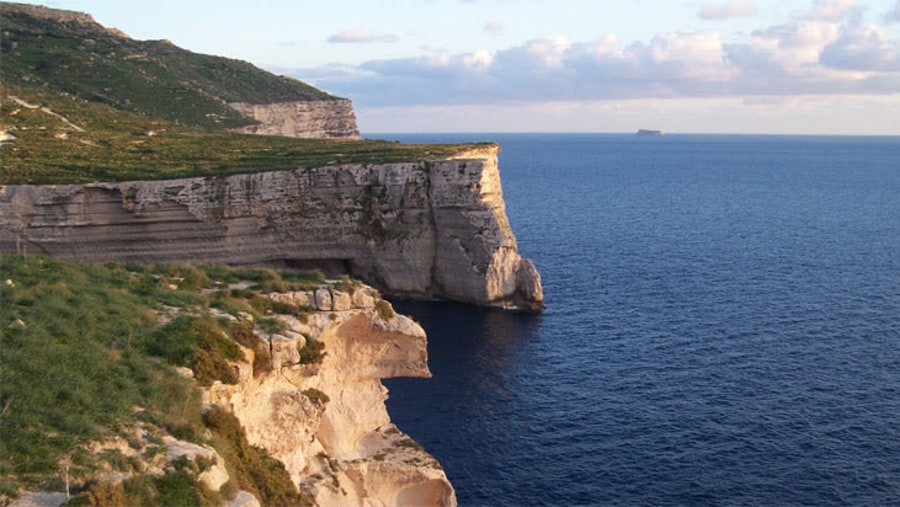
<box><xmin>376</xmin><ymin>133</ymin><xmax>900</xmax><ymax>506</ymax></box>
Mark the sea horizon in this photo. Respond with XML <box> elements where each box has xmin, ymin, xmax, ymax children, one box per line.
<box><xmin>384</xmin><ymin>132</ymin><xmax>900</xmax><ymax>506</ymax></box>
<box><xmin>365</xmin><ymin>131</ymin><xmax>900</xmax><ymax>138</ymax></box>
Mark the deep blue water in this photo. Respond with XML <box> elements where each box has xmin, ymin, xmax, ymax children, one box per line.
<box><xmin>376</xmin><ymin>133</ymin><xmax>900</xmax><ymax>506</ymax></box>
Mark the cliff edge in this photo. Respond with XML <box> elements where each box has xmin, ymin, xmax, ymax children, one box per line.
<box><xmin>208</xmin><ymin>285</ymin><xmax>456</xmax><ymax>506</ymax></box>
<box><xmin>0</xmin><ymin>145</ymin><xmax>543</xmax><ymax>310</ymax></box>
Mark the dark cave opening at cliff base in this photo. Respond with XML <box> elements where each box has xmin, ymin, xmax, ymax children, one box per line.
<box><xmin>251</xmin><ymin>258</ymin><xmax>353</xmax><ymax>279</ymax></box>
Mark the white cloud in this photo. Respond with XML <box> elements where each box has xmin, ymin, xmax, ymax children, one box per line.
<box><xmin>698</xmin><ymin>0</ymin><xmax>758</xmax><ymax>20</ymax></box>
<box><xmin>800</xmin><ymin>0</ymin><xmax>861</xmax><ymax>22</ymax></box>
<box><xmin>885</xmin><ymin>1</ymin><xmax>900</xmax><ymax>23</ymax></box>
<box><xmin>295</xmin><ymin>6</ymin><xmax>900</xmax><ymax>109</ymax></box>
<box><xmin>484</xmin><ymin>20</ymin><xmax>503</xmax><ymax>33</ymax></box>
<box><xmin>820</xmin><ymin>24</ymin><xmax>900</xmax><ymax>71</ymax></box>
<box><xmin>327</xmin><ymin>28</ymin><xmax>397</xmax><ymax>44</ymax></box>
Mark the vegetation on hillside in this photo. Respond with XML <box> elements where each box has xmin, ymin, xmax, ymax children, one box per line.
<box><xmin>0</xmin><ymin>255</ymin><xmax>328</xmax><ymax>504</ymax></box>
<box><xmin>0</xmin><ymin>84</ymin><xmax>490</xmax><ymax>183</ymax></box>
<box><xmin>0</xmin><ymin>4</ymin><xmax>492</xmax><ymax>185</ymax></box>
<box><xmin>1</xmin><ymin>3</ymin><xmax>334</xmax><ymax>130</ymax></box>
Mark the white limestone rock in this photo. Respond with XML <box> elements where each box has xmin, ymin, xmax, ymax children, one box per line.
<box><xmin>202</xmin><ymin>296</ymin><xmax>455</xmax><ymax>507</ymax></box>
<box><xmin>0</xmin><ymin>146</ymin><xmax>542</xmax><ymax>310</ymax></box>
<box><xmin>270</xmin><ymin>335</ymin><xmax>301</xmax><ymax>369</ymax></box>
<box><xmin>331</xmin><ymin>290</ymin><xmax>352</xmax><ymax>311</ymax></box>
<box><xmin>163</xmin><ymin>437</ymin><xmax>229</xmax><ymax>491</ymax></box>
<box><xmin>228</xmin><ymin>100</ymin><xmax>360</xmax><ymax>140</ymax></box>
<box><xmin>225</xmin><ymin>490</ymin><xmax>262</xmax><ymax>507</ymax></box>
<box><xmin>314</xmin><ymin>288</ymin><xmax>333</xmax><ymax>311</ymax></box>
<box><xmin>352</xmin><ymin>289</ymin><xmax>376</xmax><ymax>309</ymax></box>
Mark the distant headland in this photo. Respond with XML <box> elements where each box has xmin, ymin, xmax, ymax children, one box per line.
<box><xmin>636</xmin><ymin>129</ymin><xmax>665</xmax><ymax>136</ymax></box>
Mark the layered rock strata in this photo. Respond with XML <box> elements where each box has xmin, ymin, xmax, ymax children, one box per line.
<box><xmin>0</xmin><ymin>146</ymin><xmax>543</xmax><ymax>309</ymax></box>
<box><xmin>229</xmin><ymin>100</ymin><xmax>361</xmax><ymax>139</ymax></box>
<box><xmin>206</xmin><ymin>285</ymin><xmax>455</xmax><ymax>506</ymax></box>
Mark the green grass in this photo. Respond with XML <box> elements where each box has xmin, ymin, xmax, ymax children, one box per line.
<box><xmin>0</xmin><ymin>256</ymin><xmax>203</xmax><ymax>485</ymax></box>
<box><xmin>0</xmin><ymin>6</ymin><xmax>493</xmax><ymax>185</ymax></box>
<box><xmin>71</xmin><ymin>468</ymin><xmax>222</xmax><ymax>507</ymax></box>
<box><xmin>0</xmin><ymin>255</ymin><xmax>336</xmax><ymax>499</ymax></box>
<box><xmin>298</xmin><ymin>337</ymin><xmax>326</xmax><ymax>365</ymax></box>
<box><xmin>0</xmin><ymin>83</ymin><xmax>490</xmax><ymax>184</ymax></box>
<box><xmin>1</xmin><ymin>6</ymin><xmax>334</xmax><ymax>130</ymax></box>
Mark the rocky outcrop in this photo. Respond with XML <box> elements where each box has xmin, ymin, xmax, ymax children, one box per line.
<box><xmin>1</xmin><ymin>2</ymin><xmax>97</xmax><ymax>25</ymax></box>
<box><xmin>206</xmin><ymin>287</ymin><xmax>456</xmax><ymax>507</ymax></box>
<box><xmin>229</xmin><ymin>100</ymin><xmax>361</xmax><ymax>139</ymax></box>
<box><xmin>0</xmin><ymin>146</ymin><xmax>543</xmax><ymax>309</ymax></box>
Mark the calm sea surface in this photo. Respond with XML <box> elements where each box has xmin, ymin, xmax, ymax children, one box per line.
<box><xmin>375</xmin><ymin>133</ymin><xmax>900</xmax><ymax>506</ymax></box>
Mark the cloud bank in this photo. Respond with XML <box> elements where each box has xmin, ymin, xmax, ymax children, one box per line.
<box><xmin>327</xmin><ymin>28</ymin><xmax>397</xmax><ymax>44</ymax></box>
<box><xmin>698</xmin><ymin>0</ymin><xmax>758</xmax><ymax>20</ymax></box>
<box><xmin>886</xmin><ymin>0</ymin><xmax>900</xmax><ymax>22</ymax></box>
<box><xmin>297</xmin><ymin>2</ymin><xmax>900</xmax><ymax>108</ymax></box>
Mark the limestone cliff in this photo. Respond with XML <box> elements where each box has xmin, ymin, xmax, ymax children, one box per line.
<box><xmin>206</xmin><ymin>286</ymin><xmax>455</xmax><ymax>506</ymax></box>
<box><xmin>7</xmin><ymin>282</ymin><xmax>456</xmax><ymax>507</ymax></box>
<box><xmin>0</xmin><ymin>146</ymin><xmax>543</xmax><ymax>309</ymax></box>
<box><xmin>229</xmin><ymin>100</ymin><xmax>361</xmax><ymax>139</ymax></box>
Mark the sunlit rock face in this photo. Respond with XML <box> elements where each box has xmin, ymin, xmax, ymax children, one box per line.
<box><xmin>205</xmin><ymin>292</ymin><xmax>457</xmax><ymax>507</ymax></box>
<box><xmin>0</xmin><ymin>145</ymin><xmax>543</xmax><ymax>309</ymax></box>
<box><xmin>228</xmin><ymin>100</ymin><xmax>361</xmax><ymax>139</ymax></box>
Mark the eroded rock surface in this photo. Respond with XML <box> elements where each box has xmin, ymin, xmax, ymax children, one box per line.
<box><xmin>205</xmin><ymin>287</ymin><xmax>456</xmax><ymax>507</ymax></box>
<box><xmin>0</xmin><ymin>146</ymin><xmax>543</xmax><ymax>309</ymax></box>
<box><xmin>229</xmin><ymin>100</ymin><xmax>361</xmax><ymax>139</ymax></box>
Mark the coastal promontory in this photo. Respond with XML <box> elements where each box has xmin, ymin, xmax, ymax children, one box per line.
<box><xmin>0</xmin><ymin>146</ymin><xmax>543</xmax><ymax>310</ymax></box>
<box><xmin>0</xmin><ymin>3</ymin><xmax>541</xmax><ymax>505</ymax></box>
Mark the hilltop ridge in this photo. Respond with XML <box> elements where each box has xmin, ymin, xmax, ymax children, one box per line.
<box><xmin>0</xmin><ymin>1</ymin><xmax>352</xmax><ymax>132</ymax></box>
<box><xmin>0</xmin><ymin>4</ymin><xmax>543</xmax><ymax>506</ymax></box>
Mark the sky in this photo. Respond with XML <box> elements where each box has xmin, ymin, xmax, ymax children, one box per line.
<box><xmin>12</xmin><ymin>0</ymin><xmax>900</xmax><ymax>134</ymax></box>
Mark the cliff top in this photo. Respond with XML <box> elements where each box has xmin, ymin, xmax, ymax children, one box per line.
<box><xmin>0</xmin><ymin>2</ymin><xmax>494</xmax><ymax>184</ymax></box>
<box><xmin>0</xmin><ymin>85</ymin><xmax>495</xmax><ymax>183</ymax></box>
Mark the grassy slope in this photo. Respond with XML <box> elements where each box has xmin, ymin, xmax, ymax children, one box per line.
<box><xmin>0</xmin><ymin>4</ymin><xmax>491</xmax><ymax>185</ymax></box>
<box><xmin>0</xmin><ymin>255</ymin><xmax>325</xmax><ymax>503</ymax></box>
<box><xmin>1</xmin><ymin>4</ymin><xmax>334</xmax><ymax>129</ymax></box>
<box><xmin>0</xmin><ymin>85</ymin><xmax>489</xmax><ymax>184</ymax></box>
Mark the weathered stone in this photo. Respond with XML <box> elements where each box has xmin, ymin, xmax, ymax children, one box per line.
<box><xmin>515</xmin><ymin>259</ymin><xmax>544</xmax><ymax>310</ymax></box>
<box><xmin>0</xmin><ymin>147</ymin><xmax>543</xmax><ymax>310</ymax></box>
<box><xmin>268</xmin><ymin>292</ymin><xmax>293</xmax><ymax>306</ymax></box>
<box><xmin>226</xmin><ymin>491</ymin><xmax>262</xmax><ymax>507</ymax></box>
<box><xmin>293</xmin><ymin>291</ymin><xmax>313</xmax><ymax>308</ymax></box>
<box><xmin>228</xmin><ymin>100</ymin><xmax>360</xmax><ymax>139</ymax></box>
<box><xmin>204</xmin><ymin>299</ymin><xmax>455</xmax><ymax>507</ymax></box>
<box><xmin>351</xmin><ymin>289</ymin><xmax>376</xmax><ymax>309</ymax></box>
<box><xmin>282</xmin><ymin>330</ymin><xmax>306</xmax><ymax>345</ymax></box>
<box><xmin>270</xmin><ymin>335</ymin><xmax>300</xmax><ymax>368</ymax></box>
<box><xmin>7</xmin><ymin>492</ymin><xmax>68</xmax><ymax>507</ymax></box>
<box><xmin>163</xmin><ymin>437</ymin><xmax>229</xmax><ymax>491</ymax></box>
<box><xmin>331</xmin><ymin>290</ymin><xmax>352</xmax><ymax>311</ymax></box>
<box><xmin>314</xmin><ymin>288</ymin><xmax>332</xmax><ymax>311</ymax></box>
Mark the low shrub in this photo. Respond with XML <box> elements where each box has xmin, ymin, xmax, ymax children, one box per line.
<box><xmin>203</xmin><ymin>407</ymin><xmax>310</xmax><ymax>507</ymax></box>
<box><xmin>298</xmin><ymin>338</ymin><xmax>326</xmax><ymax>365</ymax></box>
<box><xmin>302</xmin><ymin>388</ymin><xmax>330</xmax><ymax>406</ymax></box>
<box><xmin>375</xmin><ymin>299</ymin><xmax>395</xmax><ymax>321</ymax></box>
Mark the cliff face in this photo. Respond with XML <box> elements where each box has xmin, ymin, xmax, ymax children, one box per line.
<box><xmin>0</xmin><ymin>147</ymin><xmax>543</xmax><ymax>309</ymax></box>
<box><xmin>206</xmin><ymin>287</ymin><xmax>455</xmax><ymax>506</ymax></box>
<box><xmin>229</xmin><ymin>100</ymin><xmax>361</xmax><ymax>139</ymax></box>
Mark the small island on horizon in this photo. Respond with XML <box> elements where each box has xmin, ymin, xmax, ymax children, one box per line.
<box><xmin>636</xmin><ymin>129</ymin><xmax>665</xmax><ymax>136</ymax></box>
